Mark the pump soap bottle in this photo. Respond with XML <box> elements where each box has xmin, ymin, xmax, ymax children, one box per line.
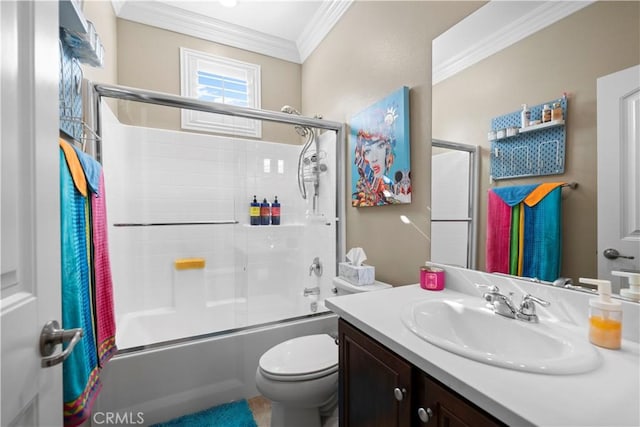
<box><xmin>250</xmin><ymin>195</ymin><xmax>260</xmax><ymax>226</ymax></box>
<box><xmin>580</xmin><ymin>277</ymin><xmax>622</xmax><ymax>349</ymax></box>
<box><xmin>271</xmin><ymin>196</ymin><xmax>281</xmax><ymax>225</ymax></box>
<box><xmin>260</xmin><ymin>198</ymin><xmax>271</xmax><ymax>225</ymax></box>
<box><xmin>612</xmin><ymin>270</ymin><xmax>640</xmax><ymax>301</ymax></box>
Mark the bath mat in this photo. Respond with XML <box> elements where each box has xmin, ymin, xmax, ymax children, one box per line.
<box><xmin>152</xmin><ymin>399</ymin><xmax>257</xmax><ymax>427</ymax></box>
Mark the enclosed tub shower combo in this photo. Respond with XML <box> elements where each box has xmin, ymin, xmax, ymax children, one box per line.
<box><xmin>87</xmin><ymin>83</ymin><xmax>347</xmax><ymax>425</ymax></box>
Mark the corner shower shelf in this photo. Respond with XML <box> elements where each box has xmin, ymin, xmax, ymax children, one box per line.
<box><xmin>243</xmin><ymin>223</ymin><xmax>306</xmax><ymax>228</ymax></box>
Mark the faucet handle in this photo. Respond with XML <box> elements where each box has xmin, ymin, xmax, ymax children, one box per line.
<box><xmin>517</xmin><ymin>294</ymin><xmax>550</xmax><ymax>322</ymax></box>
<box><xmin>520</xmin><ymin>294</ymin><xmax>550</xmax><ymax>311</ymax></box>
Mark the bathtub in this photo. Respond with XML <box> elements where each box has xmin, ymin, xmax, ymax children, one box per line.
<box><xmin>94</xmin><ymin>311</ymin><xmax>337</xmax><ymax>425</ymax></box>
<box><xmin>115</xmin><ymin>294</ymin><xmax>329</xmax><ymax>350</ymax></box>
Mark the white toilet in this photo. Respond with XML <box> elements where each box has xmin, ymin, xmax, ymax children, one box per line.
<box><xmin>255</xmin><ymin>277</ymin><xmax>391</xmax><ymax>427</ymax></box>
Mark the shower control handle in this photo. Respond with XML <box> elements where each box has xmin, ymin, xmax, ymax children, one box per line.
<box><xmin>309</xmin><ymin>257</ymin><xmax>323</xmax><ymax>277</ymax></box>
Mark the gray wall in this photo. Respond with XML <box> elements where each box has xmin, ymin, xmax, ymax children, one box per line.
<box><xmin>302</xmin><ymin>1</ymin><xmax>484</xmax><ymax>285</ymax></box>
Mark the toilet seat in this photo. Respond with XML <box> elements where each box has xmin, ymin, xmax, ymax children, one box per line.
<box><xmin>259</xmin><ymin>334</ymin><xmax>338</xmax><ymax>382</ymax></box>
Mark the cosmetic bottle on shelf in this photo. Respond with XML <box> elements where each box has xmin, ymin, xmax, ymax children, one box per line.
<box><xmin>250</xmin><ymin>195</ymin><xmax>260</xmax><ymax>226</ymax></box>
<box><xmin>260</xmin><ymin>198</ymin><xmax>271</xmax><ymax>225</ymax></box>
<box><xmin>520</xmin><ymin>104</ymin><xmax>530</xmax><ymax>128</ymax></box>
<box><xmin>271</xmin><ymin>196</ymin><xmax>281</xmax><ymax>225</ymax></box>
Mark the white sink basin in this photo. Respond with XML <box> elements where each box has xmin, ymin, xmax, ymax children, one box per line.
<box><xmin>402</xmin><ymin>298</ymin><xmax>601</xmax><ymax>374</ymax></box>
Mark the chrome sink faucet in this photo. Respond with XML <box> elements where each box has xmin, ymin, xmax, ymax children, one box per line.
<box><xmin>477</xmin><ymin>284</ymin><xmax>550</xmax><ymax>323</ymax></box>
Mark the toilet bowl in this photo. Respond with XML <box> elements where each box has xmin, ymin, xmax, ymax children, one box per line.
<box><xmin>255</xmin><ymin>334</ymin><xmax>338</xmax><ymax>427</ymax></box>
<box><xmin>255</xmin><ymin>278</ymin><xmax>391</xmax><ymax>427</ymax></box>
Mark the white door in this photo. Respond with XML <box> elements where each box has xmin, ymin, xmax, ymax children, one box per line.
<box><xmin>1</xmin><ymin>1</ymin><xmax>63</xmax><ymax>426</ymax></box>
<box><xmin>597</xmin><ymin>65</ymin><xmax>640</xmax><ymax>293</ymax></box>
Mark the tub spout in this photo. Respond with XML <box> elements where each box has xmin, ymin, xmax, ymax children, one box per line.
<box><xmin>303</xmin><ymin>286</ymin><xmax>320</xmax><ymax>297</ymax></box>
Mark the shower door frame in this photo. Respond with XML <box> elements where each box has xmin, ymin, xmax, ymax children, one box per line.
<box><xmin>88</xmin><ymin>82</ymin><xmax>346</xmax><ymax>349</ymax></box>
<box><xmin>431</xmin><ymin>139</ymin><xmax>479</xmax><ymax>269</ymax></box>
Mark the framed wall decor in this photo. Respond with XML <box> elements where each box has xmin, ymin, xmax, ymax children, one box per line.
<box><xmin>350</xmin><ymin>86</ymin><xmax>411</xmax><ymax>207</ymax></box>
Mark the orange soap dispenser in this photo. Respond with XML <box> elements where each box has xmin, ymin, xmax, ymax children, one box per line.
<box><xmin>580</xmin><ymin>277</ymin><xmax>622</xmax><ymax>350</ymax></box>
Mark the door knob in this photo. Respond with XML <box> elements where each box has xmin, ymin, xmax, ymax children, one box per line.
<box><xmin>39</xmin><ymin>320</ymin><xmax>83</xmax><ymax>368</ymax></box>
<box><xmin>418</xmin><ymin>407</ymin><xmax>434</xmax><ymax>423</ymax></box>
<box><xmin>393</xmin><ymin>387</ymin><xmax>406</xmax><ymax>401</ymax></box>
<box><xmin>604</xmin><ymin>248</ymin><xmax>635</xmax><ymax>260</ymax></box>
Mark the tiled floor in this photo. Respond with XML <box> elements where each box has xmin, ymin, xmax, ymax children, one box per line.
<box><xmin>247</xmin><ymin>396</ymin><xmax>338</xmax><ymax>427</ymax></box>
<box><xmin>248</xmin><ymin>396</ymin><xmax>271</xmax><ymax>427</ymax></box>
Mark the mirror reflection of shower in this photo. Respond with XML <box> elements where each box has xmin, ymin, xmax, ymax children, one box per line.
<box><xmin>280</xmin><ymin>105</ymin><xmax>327</xmax><ymax>214</ymax></box>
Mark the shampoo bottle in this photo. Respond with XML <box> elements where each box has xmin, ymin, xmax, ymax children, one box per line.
<box><xmin>580</xmin><ymin>277</ymin><xmax>622</xmax><ymax>349</ymax></box>
<box><xmin>260</xmin><ymin>198</ymin><xmax>271</xmax><ymax>225</ymax></box>
<box><xmin>250</xmin><ymin>195</ymin><xmax>260</xmax><ymax>226</ymax></box>
<box><xmin>271</xmin><ymin>196</ymin><xmax>281</xmax><ymax>225</ymax></box>
<box><xmin>521</xmin><ymin>104</ymin><xmax>530</xmax><ymax>128</ymax></box>
<box><xmin>542</xmin><ymin>104</ymin><xmax>552</xmax><ymax>123</ymax></box>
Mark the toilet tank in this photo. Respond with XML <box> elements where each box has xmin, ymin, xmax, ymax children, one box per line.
<box><xmin>332</xmin><ymin>277</ymin><xmax>392</xmax><ymax>296</ymax></box>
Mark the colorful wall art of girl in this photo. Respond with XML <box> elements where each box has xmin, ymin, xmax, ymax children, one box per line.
<box><xmin>350</xmin><ymin>86</ymin><xmax>411</xmax><ymax>207</ymax></box>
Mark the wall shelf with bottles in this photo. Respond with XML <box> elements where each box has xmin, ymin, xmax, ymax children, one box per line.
<box><xmin>489</xmin><ymin>96</ymin><xmax>567</xmax><ymax>180</ymax></box>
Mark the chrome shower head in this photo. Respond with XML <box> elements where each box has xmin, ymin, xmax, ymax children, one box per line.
<box><xmin>280</xmin><ymin>105</ymin><xmax>301</xmax><ymax>115</ymax></box>
<box><xmin>295</xmin><ymin>125</ymin><xmax>309</xmax><ymax>137</ymax></box>
<box><xmin>281</xmin><ymin>105</ymin><xmax>309</xmax><ymax>136</ymax></box>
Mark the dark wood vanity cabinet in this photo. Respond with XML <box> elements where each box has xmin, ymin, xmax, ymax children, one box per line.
<box><xmin>413</xmin><ymin>371</ymin><xmax>504</xmax><ymax>427</ymax></box>
<box><xmin>339</xmin><ymin>318</ymin><xmax>412</xmax><ymax>426</ymax></box>
<box><xmin>339</xmin><ymin>319</ymin><xmax>505</xmax><ymax>427</ymax></box>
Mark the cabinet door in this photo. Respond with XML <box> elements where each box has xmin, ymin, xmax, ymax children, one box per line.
<box><xmin>339</xmin><ymin>319</ymin><xmax>412</xmax><ymax>427</ymax></box>
<box><xmin>413</xmin><ymin>372</ymin><xmax>505</xmax><ymax>427</ymax></box>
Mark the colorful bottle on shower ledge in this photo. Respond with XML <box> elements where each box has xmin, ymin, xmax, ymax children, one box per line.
<box><xmin>271</xmin><ymin>196</ymin><xmax>281</xmax><ymax>225</ymax></box>
<box><xmin>260</xmin><ymin>198</ymin><xmax>271</xmax><ymax>225</ymax></box>
<box><xmin>250</xmin><ymin>195</ymin><xmax>260</xmax><ymax>226</ymax></box>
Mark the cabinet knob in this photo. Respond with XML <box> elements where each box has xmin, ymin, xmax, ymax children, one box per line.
<box><xmin>393</xmin><ymin>387</ymin><xmax>406</xmax><ymax>401</ymax></box>
<box><xmin>418</xmin><ymin>407</ymin><xmax>433</xmax><ymax>423</ymax></box>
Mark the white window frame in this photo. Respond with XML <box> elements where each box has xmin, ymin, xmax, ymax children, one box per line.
<box><xmin>180</xmin><ymin>47</ymin><xmax>262</xmax><ymax>138</ymax></box>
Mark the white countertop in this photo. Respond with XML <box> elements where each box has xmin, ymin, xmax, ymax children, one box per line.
<box><xmin>326</xmin><ymin>272</ymin><xmax>640</xmax><ymax>426</ymax></box>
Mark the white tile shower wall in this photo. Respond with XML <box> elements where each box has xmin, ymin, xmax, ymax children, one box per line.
<box><xmin>101</xmin><ymin>102</ymin><xmax>338</xmax><ymax>346</ymax></box>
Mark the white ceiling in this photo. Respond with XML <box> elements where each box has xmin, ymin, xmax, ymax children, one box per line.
<box><xmin>112</xmin><ymin>0</ymin><xmax>354</xmax><ymax>63</ymax></box>
<box><xmin>112</xmin><ymin>1</ymin><xmax>593</xmax><ymax>78</ymax></box>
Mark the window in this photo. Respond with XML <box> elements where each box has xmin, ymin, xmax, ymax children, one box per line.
<box><xmin>180</xmin><ymin>47</ymin><xmax>262</xmax><ymax>138</ymax></box>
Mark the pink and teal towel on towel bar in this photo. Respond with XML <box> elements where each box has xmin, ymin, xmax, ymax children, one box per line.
<box><xmin>60</xmin><ymin>140</ymin><xmax>117</xmax><ymax>426</ymax></box>
<box><xmin>486</xmin><ymin>182</ymin><xmax>564</xmax><ymax>282</ymax></box>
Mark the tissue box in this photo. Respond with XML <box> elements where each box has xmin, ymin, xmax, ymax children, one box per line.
<box><xmin>338</xmin><ymin>262</ymin><xmax>375</xmax><ymax>286</ymax></box>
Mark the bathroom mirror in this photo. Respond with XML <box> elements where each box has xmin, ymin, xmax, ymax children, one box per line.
<box><xmin>431</xmin><ymin>1</ymin><xmax>640</xmax><ymax>297</ymax></box>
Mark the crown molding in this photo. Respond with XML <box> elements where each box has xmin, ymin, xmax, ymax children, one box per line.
<box><xmin>433</xmin><ymin>1</ymin><xmax>595</xmax><ymax>85</ymax></box>
<box><xmin>297</xmin><ymin>0</ymin><xmax>354</xmax><ymax>63</ymax></box>
<box><xmin>115</xmin><ymin>1</ymin><xmax>301</xmax><ymax>63</ymax></box>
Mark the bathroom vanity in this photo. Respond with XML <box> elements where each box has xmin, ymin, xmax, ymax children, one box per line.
<box><xmin>326</xmin><ymin>264</ymin><xmax>640</xmax><ymax>427</ymax></box>
<box><xmin>339</xmin><ymin>318</ymin><xmax>503</xmax><ymax>426</ymax></box>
